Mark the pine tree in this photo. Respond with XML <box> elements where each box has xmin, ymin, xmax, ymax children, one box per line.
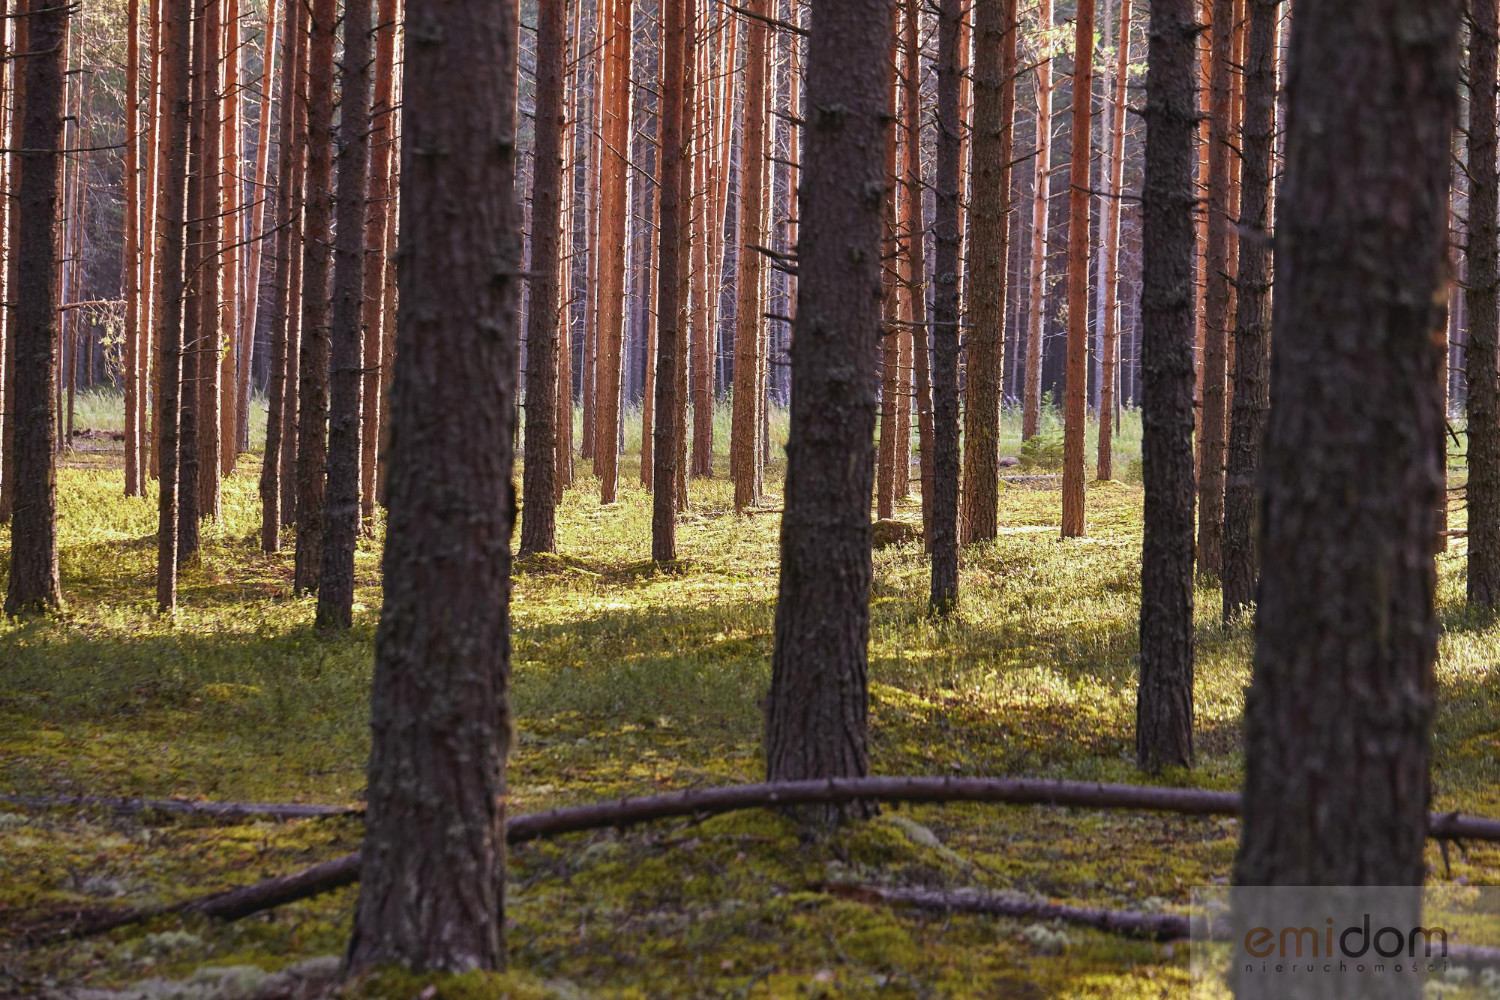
<box><xmin>1061</xmin><ymin>0</ymin><xmax>1094</xmax><ymax>540</ymax></box>
<box><xmin>930</xmin><ymin>0</ymin><xmax>963</xmax><ymax>611</ymax></box>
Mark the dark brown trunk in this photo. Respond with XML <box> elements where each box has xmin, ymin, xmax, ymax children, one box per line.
<box><xmin>731</xmin><ymin>0</ymin><xmax>769</xmax><ymax>511</ymax></box>
<box><xmin>1232</xmin><ymin>9</ymin><xmax>1458</xmax><ymax>989</ymax></box>
<box><xmin>960</xmin><ymin>0</ymin><xmax>1018</xmax><ymax>545</ymax></box>
<box><xmin>344</xmin><ymin>0</ymin><xmax>519</xmax><ymax>971</ymax></box>
<box><xmin>314</xmin><ymin>0</ymin><xmax>373</xmax><ymax>629</ymax></box>
<box><xmin>764</xmin><ymin>0</ymin><xmax>892</xmax><ymax>827</ymax></box>
<box><xmin>156</xmin><ymin>0</ymin><xmax>190</xmax><ymax>612</ymax></box>
<box><xmin>520</xmin><ymin>0</ymin><xmax>566</xmax><ymax>556</ymax></box>
<box><xmin>177</xmin><ymin>0</ymin><xmax>207</xmax><ymax>565</ymax></box>
<box><xmin>196</xmin><ymin>0</ymin><xmax>221</xmax><ymax>520</ymax></box>
<box><xmin>650</xmin><ymin>0</ymin><xmax>688</xmax><ymax>561</ymax></box>
<box><xmin>3</xmin><ymin>0</ymin><xmax>66</xmax><ymax>615</ymax></box>
<box><xmin>1135</xmin><ymin>0</ymin><xmax>1198</xmax><ymax>772</ymax></box>
<box><xmin>1220</xmin><ymin>0</ymin><xmax>1278</xmax><ymax>619</ymax></box>
<box><xmin>902</xmin><ymin>0</ymin><xmax>931</xmax><ymax>541</ymax></box>
<box><xmin>1061</xmin><ymin>0</ymin><xmax>1093</xmax><ymax>539</ymax></box>
<box><xmin>124</xmin><ymin>0</ymin><xmax>143</xmax><ymax>497</ymax></box>
<box><xmin>1468</xmin><ymin>0</ymin><xmax>1500</xmax><ymax>607</ymax></box>
<box><xmin>293</xmin><ymin>0</ymin><xmax>337</xmax><ymax>592</ymax></box>
<box><xmin>929</xmin><ymin>0</ymin><xmax>962</xmax><ymax>611</ymax></box>
<box><xmin>0</xmin><ymin>0</ymin><xmax>17</xmax><ymax>528</ymax></box>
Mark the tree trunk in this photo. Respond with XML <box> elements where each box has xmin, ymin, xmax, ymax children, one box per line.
<box><xmin>651</xmin><ymin>0</ymin><xmax>689</xmax><ymax>561</ymax></box>
<box><xmin>314</xmin><ymin>0</ymin><xmax>373</xmax><ymax>630</ymax></box>
<box><xmin>1195</xmin><ymin>0</ymin><xmax>1234</xmax><ymax>579</ymax></box>
<box><xmin>259</xmin><ymin>0</ymin><xmax>302</xmax><ymax>553</ymax></box>
<box><xmin>1061</xmin><ymin>0</ymin><xmax>1093</xmax><ymax>540</ymax></box>
<box><xmin>219</xmin><ymin>0</ymin><xmax>240</xmax><ymax>479</ymax></box>
<box><xmin>238</xmin><ymin>0</ymin><xmax>278</xmax><ymax>456</ymax></box>
<box><xmin>593</xmin><ymin>0</ymin><xmax>631</xmax><ymax>504</ymax></box>
<box><xmin>156</xmin><ymin>0</ymin><xmax>190</xmax><ymax>613</ymax></box>
<box><xmin>1468</xmin><ymin>0</ymin><xmax>1500</xmax><ymax>608</ymax></box>
<box><xmin>876</xmin><ymin>12</ymin><xmax>900</xmax><ymax>523</ymax></box>
<box><xmin>731</xmin><ymin>0</ymin><xmax>770</xmax><ymax>512</ymax></box>
<box><xmin>1135</xmin><ymin>0</ymin><xmax>1198</xmax><ymax>773</ymax></box>
<box><xmin>960</xmin><ymin>0</ymin><xmax>1018</xmax><ymax>545</ymax></box>
<box><xmin>357</xmin><ymin>0</ymin><xmax>397</xmax><ymax>522</ymax></box>
<box><xmin>4</xmin><ymin>0</ymin><xmax>66</xmax><ymax>615</ymax></box>
<box><xmin>196</xmin><ymin>0</ymin><xmax>221</xmax><ymax>519</ymax></box>
<box><xmin>929</xmin><ymin>0</ymin><xmax>962</xmax><ymax>611</ymax></box>
<box><xmin>1022</xmin><ymin>0</ymin><xmax>1053</xmax><ymax>443</ymax></box>
<box><xmin>520</xmin><ymin>0</ymin><xmax>566</xmax><ymax>557</ymax></box>
<box><xmin>124</xmin><ymin>0</ymin><xmax>143</xmax><ymax>497</ymax></box>
<box><xmin>1232</xmin><ymin>8</ymin><xmax>1458</xmax><ymax>988</ymax></box>
<box><xmin>902</xmin><ymin>0</ymin><xmax>932</xmax><ymax>540</ymax></box>
<box><xmin>764</xmin><ymin>0</ymin><xmax>891</xmax><ymax>827</ymax></box>
<box><xmin>1220</xmin><ymin>0</ymin><xmax>1278</xmax><ymax>619</ymax></box>
<box><xmin>177</xmin><ymin>0</ymin><xmax>207</xmax><ymax>564</ymax></box>
<box><xmin>293</xmin><ymin>0</ymin><xmax>338</xmax><ymax>593</ymax></box>
<box><xmin>344</xmin><ymin>0</ymin><xmax>519</xmax><ymax>971</ymax></box>
<box><xmin>1097</xmin><ymin>0</ymin><xmax>1132</xmax><ymax>481</ymax></box>
<box><xmin>0</xmin><ymin>6</ymin><xmax>26</xmax><ymax>528</ymax></box>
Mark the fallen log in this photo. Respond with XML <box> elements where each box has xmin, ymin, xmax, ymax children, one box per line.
<box><xmin>38</xmin><ymin>776</ymin><xmax>1500</xmax><ymax>939</ymax></box>
<box><xmin>826</xmin><ymin>885</ymin><xmax>1189</xmax><ymax>940</ymax></box>
<box><xmin>0</xmin><ymin>793</ymin><xmax>356</xmax><ymax>821</ymax></box>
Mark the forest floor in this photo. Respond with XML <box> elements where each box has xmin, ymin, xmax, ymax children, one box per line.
<box><xmin>2</xmin><ymin>399</ymin><xmax>1498</xmax><ymax>999</ymax></box>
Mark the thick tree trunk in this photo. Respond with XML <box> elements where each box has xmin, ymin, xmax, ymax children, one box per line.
<box><xmin>650</xmin><ymin>0</ymin><xmax>689</xmax><ymax>561</ymax></box>
<box><xmin>293</xmin><ymin>0</ymin><xmax>338</xmax><ymax>592</ymax></box>
<box><xmin>1233</xmin><ymin>12</ymin><xmax>1459</xmax><ymax>996</ymax></box>
<box><xmin>1061</xmin><ymin>0</ymin><xmax>1094</xmax><ymax>540</ymax></box>
<box><xmin>1220</xmin><ymin>0</ymin><xmax>1278</xmax><ymax>619</ymax></box>
<box><xmin>177</xmin><ymin>0</ymin><xmax>208</xmax><ymax>564</ymax></box>
<box><xmin>344</xmin><ymin>0</ymin><xmax>520</xmax><ymax>975</ymax></box>
<box><xmin>1469</xmin><ymin>0</ymin><xmax>1500</xmax><ymax>607</ymax></box>
<box><xmin>731</xmin><ymin>0</ymin><xmax>770</xmax><ymax>512</ymax></box>
<box><xmin>155</xmin><ymin>0</ymin><xmax>190</xmax><ymax>612</ymax></box>
<box><xmin>219</xmin><ymin>0</ymin><xmax>240</xmax><ymax>478</ymax></box>
<box><xmin>259</xmin><ymin>0</ymin><xmax>303</xmax><ymax>553</ymax></box>
<box><xmin>1022</xmin><ymin>0</ymin><xmax>1053</xmax><ymax>443</ymax></box>
<box><xmin>959</xmin><ymin>0</ymin><xmax>1018</xmax><ymax>545</ymax></box>
<box><xmin>929</xmin><ymin>0</ymin><xmax>962</xmax><ymax>611</ymax></box>
<box><xmin>520</xmin><ymin>0</ymin><xmax>566</xmax><ymax>557</ymax></box>
<box><xmin>314</xmin><ymin>0</ymin><xmax>373</xmax><ymax>629</ymax></box>
<box><xmin>4</xmin><ymin>0</ymin><xmax>67</xmax><ymax>615</ymax></box>
<box><xmin>1097</xmin><ymin>0</ymin><xmax>1133</xmax><ymax>480</ymax></box>
<box><xmin>1195</xmin><ymin>0</ymin><xmax>1234</xmax><ymax>579</ymax></box>
<box><xmin>764</xmin><ymin>0</ymin><xmax>892</xmax><ymax>827</ymax></box>
<box><xmin>1135</xmin><ymin>0</ymin><xmax>1198</xmax><ymax>773</ymax></box>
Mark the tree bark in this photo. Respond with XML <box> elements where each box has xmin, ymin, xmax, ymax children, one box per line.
<box><xmin>259</xmin><ymin>0</ymin><xmax>303</xmax><ymax>553</ymax></box>
<box><xmin>4</xmin><ymin>0</ymin><xmax>67</xmax><ymax>615</ymax></box>
<box><xmin>902</xmin><ymin>0</ymin><xmax>932</xmax><ymax>541</ymax></box>
<box><xmin>1022</xmin><ymin>0</ymin><xmax>1053</xmax><ymax>443</ymax></box>
<box><xmin>1061</xmin><ymin>0</ymin><xmax>1094</xmax><ymax>539</ymax></box>
<box><xmin>929</xmin><ymin>0</ymin><xmax>962</xmax><ymax>611</ymax></box>
<box><xmin>238</xmin><ymin>0</ymin><xmax>278</xmax><ymax>456</ymax></box>
<box><xmin>1469</xmin><ymin>0</ymin><xmax>1500</xmax><ymax>608</ymax></box>
<box><xmin>960</xmin><ymin>0</ymin><xmax>1018</xmax><ymax>545</ymax></box>
<box><xmin>177</xmin><ymin>0</ymin><xmax>208</xmax><ymax>564</ymax></box>
<box><xmin>1135</xmin><ymin>0</ymin><xmax>1198</xmax><ymax>772</ymax></box>
<box><xmin>219</xmin><ymin>0</ymin><xmax>241</xmax><ymax>479</ymax></box>
<box><xmin>763</xmin><ymin>0</ymin><xmax>891</xmax><ymax>827</ymax></box>
<box><xmin>593</xmin><ymin>0</ymin><xmax>631</xmax><ymax>504</ymax></box>
<box><xmin>357</xmin><ymin>0</ymin><xmax>397</xmax><ymax>523</ymax></box>
<box><xmin>123</xmin><ymin>0</ymin><xmax>143</xmax><ymax>497</ymax></box>
<box><xmin>731</xmin><ymin>0</ymin><xmax>770</xmax><ymax>512</ymax></box>
<box><xmin>195</xmin><ymin>0</ymin><xmax>222</xmax><ymax>519</ymax></box>
<box><xmin>1232</xmin><ymin>0</ymin><xmax>1458</xmax><ymax>954</ymax></box>
<box><xmin>292</xmin><ymin>0</ymin><xmax>337</xmax><ymax>592</ymax></box>
<box><xmin>1097</xmin><ymin>0</ymin><xmax>1133</xmax><ymax>480</ymax></box>
<box><xmin>1220</xmin><ymin>0</ymin><xmax>1278</xmax><ymax>619</ymax></box>
<box><xmin>650</xmin><ymin>0</ymin><xmax>690</xmax><ymax>561</ymax></box>
<box><xmin>520</xmin><ymin>0</ymin><xmax>566</xmax><ymax>557</ymax></box>
<box><xmin>344</xmin><ymin>0</ymin><xmax>520</xmax><ymax>973</ymax></box>
<box><xmin>1195</xmin><ymin>0</ymin><xmax>1234</xmax><ymax>579</ymax></box>
<box><xmin>0</xmin><ymin>6</ymin><xmax>25</xmax><ymax>528</ymax></box>
<box><xmin>876</xmin><ymin>15</ymin><xmax>900</xmax><ymax>524</ymax></box>
<box><xmin>315</xmin><ymin>0</ymin><xmax>373</xmax><ymax>630</ymax></box>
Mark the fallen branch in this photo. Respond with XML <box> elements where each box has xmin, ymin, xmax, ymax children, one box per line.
<box><xmin>36</xmin><ymin>776</ymin><xmax>1500</xmax><ymax>939</ymax></box>
<box><xmin>826</xmin><ymin>885</ymin><xmax>1189</xmax><ymax>940</ymax></box>
<box><xmin>0</xmin><ymin>793</ymin><xmax>356</xmax><ymax>821</ymax></box>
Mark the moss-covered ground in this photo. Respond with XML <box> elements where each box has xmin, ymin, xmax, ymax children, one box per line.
<box><xmin>1</xmin><ymin>401</ymin><xmax>1497</xmax><ymax>998</ymax></box>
